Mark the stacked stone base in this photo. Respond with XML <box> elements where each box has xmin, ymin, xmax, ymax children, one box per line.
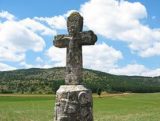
<box><xmin>54</xmin><ymin>85</ymin><xmax>93</xmax><ymax>121</ymax></box>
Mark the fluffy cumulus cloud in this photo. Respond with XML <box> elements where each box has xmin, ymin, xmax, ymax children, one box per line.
<box><xmin>0</xmin><ymin>62</ymin><xmax>16</xmax><ymax>71</ymax></box>
<box><xmin>0</xmin><ymin>11</ymin><xmax>59</xmax><ymax>62</ymax></box>
<box><xmin>80</xmin><ymin>0</ymin><xmax>160</xmax><ymax>57</ymax></box>
<box><xmin>19</xmin><ymin>61</ymin><xmax>53</xmax><ymax>69</ymax></box>
<box><xmin>144</xmin><ymin>68</ymin><xmax>160</xmax><ymax>77</ymax></box>
<box><xmin>0</xmin><ymin>2</ymin><xmax>160</xmax><ymax>77</ymax></box>
<box><xmin>0</xmin><ymin>11</ymin><xmax>15</xmax><ymax>20</ymax></box>
<box><xmin>34</xmin><ymin>15</ymin><xmax>66</xmax><ymax>30</ymax></box>
<box><xmin>0</xmin><ymin>20</ymin><xmax>45</xmax><ymax>61</ymax></box>
<box><xmin>19</xmin><ymin>18</ymin><xmax>56</xmax><ymax>36</ymax></box>
<box><xmin>46</xmin><ymin>46</ymin><xmax>66</xmax><ymax>67</ymax></box>
<box><xmin>109</xmin><ymin>64</ymin><xmax>160</xmax><ymax>77</ymax></box>
<box><xmin>46</xmin><ymin>43</ymin><xmax>123</xmax><ymax>71</ymax></box>
<box><xmin>83</xmin><ymin>43</ymin><xmax>123</xmax><ymax>72</ymax></box>
<box><xmin>35</xmin><ymin>57</ymin><xmax>43</xmax><ymax>63</ymax></box>
<box><xmin>34</xmin><ymin>9</ymin><xmax>78</xmax><ymax>30</ymax></box>
<box><xmin>0</xmin><ymin>10</ymin><xmax>59</xmax><ymax>70</ymax></box>
<box><xmin>45</xmin><ymin>43</ymin><xmax>160</xmax><ymax>77</ymax></box>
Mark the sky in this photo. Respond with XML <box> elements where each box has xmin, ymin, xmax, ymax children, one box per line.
<box><xmin>0</xmin><ymin>0</ymin><xmax>160</xmax><ymax>77</ymax></box>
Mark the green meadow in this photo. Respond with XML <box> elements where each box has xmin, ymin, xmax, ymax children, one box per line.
<box><xmin>0</xmin><ymin>93</ymin><xmax>160</xmax><ymax>121</ymax></box>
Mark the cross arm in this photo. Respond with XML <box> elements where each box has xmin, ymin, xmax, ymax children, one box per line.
<box><xmin>53</xmin><ymin>34</ymin><xmax>70</xmax><ymax>48</ymax></box>
<box><xmin>80</xmin><ymin>30</ymin><xmax>97</xmax><ymax>45</ymax></box>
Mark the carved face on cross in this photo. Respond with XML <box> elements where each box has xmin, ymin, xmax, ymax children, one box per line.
<box><xmin>53</xmin><ymin>12</ymin><xmax>97</xmax><ymax>85</ymax></box>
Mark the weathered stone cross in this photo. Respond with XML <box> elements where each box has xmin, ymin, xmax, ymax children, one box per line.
<box><xmin>54</xmin><ymin>12</ymin><xmax>97</xmax><ymax>85</ymax></box>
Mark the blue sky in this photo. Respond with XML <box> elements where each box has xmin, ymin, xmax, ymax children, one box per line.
<box><xmin>0</xmin><ymin>0</ymin><xmax>160</xmax><ymax>76</ymax></box>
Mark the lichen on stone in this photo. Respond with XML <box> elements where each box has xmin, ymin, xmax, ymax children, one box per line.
<box><xmin>69</xmin><ymin>12</ymin><xmax>81</xmax><ymax>18</ymax></box>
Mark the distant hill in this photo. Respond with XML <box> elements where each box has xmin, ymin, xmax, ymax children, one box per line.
<box><xmin>0</xmin><ymin>67</ymin><xmax>160</xmax><ymax>94</ymax></box>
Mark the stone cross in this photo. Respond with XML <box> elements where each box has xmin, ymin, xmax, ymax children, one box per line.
<box><xmin>54</xmin><ymin>12</ymin><xmax>97</xmax><ymax>85</ymax></box>
<box><xmin>54</xmin><ymin>12</ymin><xmax>96</xmax><ymax>121</ymax></box>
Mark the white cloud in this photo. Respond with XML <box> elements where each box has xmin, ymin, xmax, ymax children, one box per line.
<box><xmin>20</xmin><ymin>61</ymin><xmax>33</xmax><ymax>69</ymax></box>
<box><xmin>46</xmin><ymin>43</ymin><xmax>123</xmax><ymax>71</ymax></box>
<box><xmin>46</xmin><ymin>46</ymin><xmax>66</xmax><ymax>67</ymax></box>
<box><xmin>34</xmin><ymin>9</ymin><xmax>79</xmax><ymax>30</ymax></box>
<box><xmin>46</xmin><ymin>42</ymin><xmax>160</xmax><ymax>77</ymax></box>
<box><xmin>0</xmin><ymin>20</ymin><xmax>45</xmax><ymax>61</ymax></box>
<box><xmin>19</xmin><ymin>61</ymin><xmax>54</xmax><ymax>69</ymax></box>
<box><xmin>0</xmin><ymin>11</ymin><xmax>15</xmax><ymax>20</ymax></box>
<box><xmin>19</xmin><ymin>18</ymin><xmax>56</xmax><ymax>36</ymax></box>
<box><xmin>83</xmin><ymin>43</ymin><xmax>123</xmax><ymax>72</ymax></box>
<box><xmin>109</xmin><ymin>64</ymin><xmax>160</xmax><ymax>77</ymax></box>
<box><xmin>109</xmin><ymin>64</ymin><xmax>147</xmax><ymax>76</ymax></box>
<box><xmin>34</xmin><ymin>15</ymin><xmax>66</xmax><ymax>30</ymax></box>
<box><xmin>143</xmin><ymin>68</ymin><xmax>160</xmax><ymax>77</ymax></box>
<box><xmin>80</xmin><ymin>0</ymin><xmax>160</xmax><ymax>57</ymax></box>
<box><xmin>0</xmin><ymin>11</ymin><xmax>59</xmax><ymax>62</ymax></box>
<box><xmin>0</xmin><ymin>62</ymin><xmax>16</xmax><ymax>71</ymax></box>
<box><xmin>40</xmin><ymin>64</ymin><xmax>53</xmax><ymax>69</ymax></box>
<box><xmin>139</xmin><ymin>42</ymin><xmax>160</xmax><ymax>57</ymax></box>
<box><xmin>35</xmin><ymin>57</ymin><xmax>43</xmax><ymax>63</ymax></box>
<box><xmin>0</xmin><ymin>8</ymin><xmax>159</xmax><ymax>77</ymax></box>
<box><xmin>0</xmin><ymin>47</ymin><xmax>25</xmax><ymax>62</ymax></box>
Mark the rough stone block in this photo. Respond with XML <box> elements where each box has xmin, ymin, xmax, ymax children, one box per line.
<box><xmin>54</xmin><ymin>85</ymin><xmax>93</xmax><ymax>121</ymax></box>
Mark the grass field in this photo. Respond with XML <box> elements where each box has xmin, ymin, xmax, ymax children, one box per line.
<box><xmin>0</xmin><ymin>93</ymin><xmax>160</xmax><ymax>121</ymax></box>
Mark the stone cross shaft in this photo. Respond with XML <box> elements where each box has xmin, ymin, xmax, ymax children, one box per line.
<box><xmin>54</xmin><ymin>12</ymin><xmax>97</xmax><ymax>85</ymax></box>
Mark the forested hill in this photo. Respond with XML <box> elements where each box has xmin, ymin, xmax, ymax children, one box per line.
<box><xmin>0</xmin><ymin>67</ymin><xmax>160</xmax><ymax>94</ymax></box>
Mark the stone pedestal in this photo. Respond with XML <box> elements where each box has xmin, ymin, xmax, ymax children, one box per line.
<box><xmin>54</xmin><ymin>85</ymin><xmax>93</xmax><ymax>121</ymax></box>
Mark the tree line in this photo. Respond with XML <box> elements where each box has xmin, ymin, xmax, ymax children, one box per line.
<box><xmin>0</xmin><ymin>67</ymin><xmax>160</xmax><ymax>94</ymax></box>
